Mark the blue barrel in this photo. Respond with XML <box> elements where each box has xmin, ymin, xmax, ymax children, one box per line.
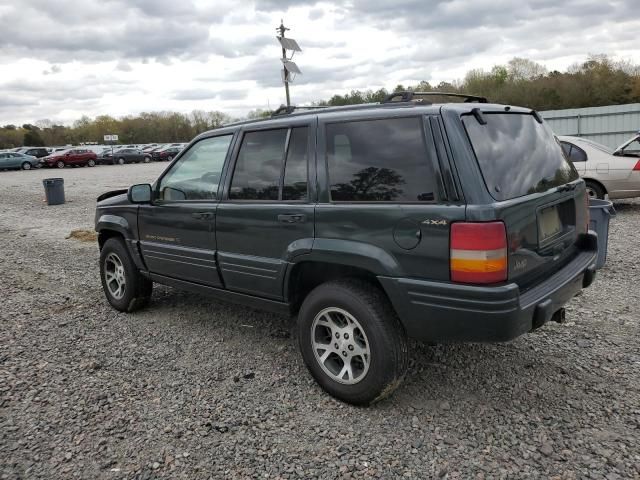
<box><xmin>43</xmin><ymin>178</ymin><xmax>65</xmax><ymax>206</ymax></box>
<box><xmin>588</xmin><ymin>198</ymin><xmax>615</xmax><ymax>270</ymax></box>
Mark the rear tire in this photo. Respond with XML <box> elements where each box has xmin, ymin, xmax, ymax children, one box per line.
<box><xmin>100</xmin><ymin>237</ymin><xmax>152</xmax><ymax>312</ymax></box>
<box><xmin>297</xmin><ymin>279</ymin><xmax>408</xmax><ymax>405</ymax></box>
<box><xmin>21</xmin><ymin>162</ymin><xmax>31</xmax><ymax>170</ymax></box>
<box><xmin>585</xmin><ymin>180</ymin><xmax>605</xmax><ymax>200</ymax></box>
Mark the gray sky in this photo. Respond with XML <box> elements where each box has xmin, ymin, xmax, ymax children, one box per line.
<box><xmin>0</xmin><ymin>0</ymin><xmax>638</xmax><ymax>124</ymax></box>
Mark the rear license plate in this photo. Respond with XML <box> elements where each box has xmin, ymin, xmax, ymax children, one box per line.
<box><xmin>539</xmin><ymin>206</ymin><xmax>562</xmax><ymax>242</ymax></box>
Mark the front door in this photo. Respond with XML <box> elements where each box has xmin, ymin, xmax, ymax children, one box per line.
<box><xmin>138</xmin><ymin>134</ymin><xmax>235</xmax><ymax>287</ymax></box>
<box><xmin>216</xmin><ymin>122</ymin><xmax>315</xmax><ymax>300</ymax></box>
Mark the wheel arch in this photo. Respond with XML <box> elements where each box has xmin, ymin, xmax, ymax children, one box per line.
<box><xmin>96</xmin><ymin>214</ymin><xmax>132</xmax><ymax>247</ymax></box>
<box><xmin>583</xmin><ymin>177</ymin><xmax>608</xmax><ymax>194</ymax></box>
<box><xmin>97</xmin><ymin>219</ymin><xmax>147</xmax><ymax>272</ymax></box>
<box><xmin>285</xmin><ymin>260</ymin><xmax>391</xmax><ymax>315</ymax></box>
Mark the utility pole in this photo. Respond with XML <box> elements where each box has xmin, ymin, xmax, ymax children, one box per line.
<box><xmin>276</xmin><ymin>20</ymin><xmax>301</xmax><ymax>109</ymax></box>
<box><xmin>277</xmin><ymin>20</ymin><xmax>291</xmax><ymax>107</ymax></box>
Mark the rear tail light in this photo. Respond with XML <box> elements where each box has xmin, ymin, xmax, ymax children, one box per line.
<box><xmin>450</xmin><ymin>222</ymin><xmax>508</xmax><ymax>284</ymax></box>
<box><xmin>633</xmin><ymin>159</ymin><xmax>640</xmax><ymax>171</ymax></box>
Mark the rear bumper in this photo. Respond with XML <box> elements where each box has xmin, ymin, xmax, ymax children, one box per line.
<box><xmin>379</xmin><ymin>236</ymin><xmax>597</xmax><ymax>343</ymax></box>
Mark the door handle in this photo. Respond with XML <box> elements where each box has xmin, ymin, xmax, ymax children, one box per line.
<box><xmin>192</xmin><ymin>212</ymin><xmax>214</xmax><ymax>220</ymax></box>
<box><xmin>278</xmin><ymin>214</ymin><xmax>306</xmax><ymax>224</ymax></box>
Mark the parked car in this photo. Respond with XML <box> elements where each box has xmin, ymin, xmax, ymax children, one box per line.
<box><xmin>151</xmin><ymin>146</ymin><xmax>181</xmax><ymax>161</ymax></box>
<box><xmin>107</xmin><ymin>148</ymin><xmax>151</xmax><ymax>165</ymax></box>
<box><xmin>559</xmin><ymin>135</ymin><xmax>640</xmax><ymax>199</ymax></box>
<box><xmin>43</xmin><ymin>148</ymin><xmax>97</xmax><ymax>168</ymax></box>
<box><xmin>0</xmin><ymin>152</ymin><xmax>40</xmax><ymax>170</ymax></box>
<box><xmin>96</xmin><ymin>148</ymin><xmax>116</xmax><ymax>165</ymax></box>
<box><xmin>22</xmin><ymin>147</ymin><xmax>49</xmax><ymax>159</ymax></box>
<box><xmin>95</xmin><ymin>93</ymin><xmax>597</xmax><ymax>405</ymax></box>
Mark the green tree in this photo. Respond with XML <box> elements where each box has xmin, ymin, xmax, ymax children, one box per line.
<box><xmin>23</xmin><ymin>128</ymin><xmax>45</xmax><ymax>146</ymax></box>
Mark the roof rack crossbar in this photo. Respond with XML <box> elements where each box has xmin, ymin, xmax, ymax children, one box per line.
<box><xmin>382</xmin><ymin>91</ymin><xmax>488</xmax><ymax>104</ymax></box>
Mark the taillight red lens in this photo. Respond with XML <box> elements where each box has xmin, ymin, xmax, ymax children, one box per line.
<box><xmin>450</xmin><ymin>222</ymin><xmax>508</xmax><ymax>284</ymax></box>
<box><xmin>633</xmin><ymin>159</ymin><xmax>640</xmax><ymax>171</ymax></box>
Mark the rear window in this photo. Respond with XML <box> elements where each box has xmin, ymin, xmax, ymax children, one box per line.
<box><xmin>462</xmin><ymin>113</ymin><xmax>578</xmax><ymax>201</ymax></box>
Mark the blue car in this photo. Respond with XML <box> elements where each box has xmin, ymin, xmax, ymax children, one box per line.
<box><xmin>0</xmin><ymin>152</ymin><xmax>41</xmax><ymax>170</ymax></box>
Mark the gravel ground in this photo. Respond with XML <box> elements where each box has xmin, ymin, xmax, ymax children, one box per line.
<box><xmin>1</xmin><ymin>164</ymin><xmax>639</xmax><ymax>480</ymax></box>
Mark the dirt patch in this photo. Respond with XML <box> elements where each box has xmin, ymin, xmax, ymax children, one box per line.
<box><xmin>66</xmin><ymin>229</ymin><xmax>98</xmax><ymax>242</ymax></box>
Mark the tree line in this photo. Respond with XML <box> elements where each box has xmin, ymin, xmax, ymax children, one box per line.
<box><xmin>2</xmin><ymin>54</ymin><xmax>638</xmax><ymax>149</ymax></box>
<box><xmin>318</xmin><ymin>55</ymin><xmax>640</xmax><ymax>109</ymax></box>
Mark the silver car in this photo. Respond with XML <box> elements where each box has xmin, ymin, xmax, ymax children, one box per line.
<box><xmin>0</xmin><ymin>152</ymin><xmax>40</xmax><ymax>170</ymax></box>
<box><xmin>558</xmin><ymin>135</ymin><xmax>640</xmax><ymax>200</ymax></box>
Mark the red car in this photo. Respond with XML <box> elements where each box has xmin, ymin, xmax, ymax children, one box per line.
<box><xmin>43</xmin><ymin>148</ymin><xmax>97</xmax><ymax>168</ymax></box>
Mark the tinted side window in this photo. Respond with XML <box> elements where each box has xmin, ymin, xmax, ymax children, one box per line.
<box><xmin>159</xmin><ymin>135</ymin><xmax>232</xmax><ymax>201</ymax></box>
<box><xmin>282</xmin><ymin>127</ymin><xmax>308</xmax><ymax>201</ymax></box>
<box><xmin>326</xmin><ymin>117</ymin><xmax>437</xmax><ymax>202</ymax></box>
<box><xmin>570</xmin><ymin>143</ymin><xmax>586</xmax><ymax>162</ymax></box>
<box><xmin>229</xmin><ymin>129</ymin><xmax>287</xmax><ymax>200</ymax></box>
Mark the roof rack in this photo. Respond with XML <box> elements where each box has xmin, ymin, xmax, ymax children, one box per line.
<box><xmin>271</xmin><ymin>105</ymin><xmax>330</xmax><ymax>117</ymax></box>
<box><xmin>382</xmin><ymin>91</ymin><xmax>488</xmax><ymax>104</ymax></box>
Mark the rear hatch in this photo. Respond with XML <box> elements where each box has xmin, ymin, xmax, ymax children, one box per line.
<box><xmin>461</xmin><ymin>108</ymin><xmax>589</xmax><ymax>289</ymax></box>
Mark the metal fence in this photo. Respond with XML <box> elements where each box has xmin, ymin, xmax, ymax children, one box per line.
<box><xmin>540</xmin><ymin>103</ymin><xmax>640</xmax><ymax>150</ymax></box>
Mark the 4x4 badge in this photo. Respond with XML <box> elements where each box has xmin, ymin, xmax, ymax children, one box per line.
<box><xmin>422</xmin><ymin>219</ymin><xmax>448</xmax><ymax>226</ymax></box>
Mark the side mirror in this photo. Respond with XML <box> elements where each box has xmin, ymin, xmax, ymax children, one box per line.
<box><xmin>128</xmin><ymin>184</ymin><xmax>152</xmax><ymax>204</ymax></box>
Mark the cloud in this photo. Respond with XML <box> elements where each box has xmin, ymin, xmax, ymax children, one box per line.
<box><xmin>0</xmin><ymin>0</ymin><xmax>639</xmax><ymax>125</ymax></box>
<box><xmin>42</xmin><ymin>64</ymin><xmax>62</xmax><ymax>75</ymax></box>
<box><xmin>171</xmin><ymin>88</ymin><xmax>247</xmax><ymax>101</ymax></box>
<box><xmin>116</xmin><ymin>61</ymin><xmax>132</xmax><ymax>72</ymax></box>
<box><xmin>308</xmin><ymin>7</ymin><xmax>324</xmax><ymax>20</ymax></box>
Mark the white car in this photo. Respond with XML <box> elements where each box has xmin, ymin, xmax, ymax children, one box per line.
<box><xmin>558</xmin><ymin>135</ymin><xmax>640</xmax><ymax>200</ymax></box>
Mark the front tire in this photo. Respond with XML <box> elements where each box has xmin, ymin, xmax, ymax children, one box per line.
<box><xmin>87</xmin><ymin>159</ymin><xmax>96</xmax><ymax>167</ymax></box>
<box><xmin>585</xmin><ymin>180</ymin><xmax>605</xmax><ymax>200</ymax></box>
<box><xmin>117</xmin><ymin>157</ymin><xmax>125</xmax><ymax>165</ymax></box>
<box><xmin>143</xmin><ymin>156</ymin><xmax>151</xmax><ymax>163</ymax></box>
<box><xmin>21</xmin><ymin>162</ymin><xmax>32</xmax><ymax>170</ymax></box>
<box><xmin>56</xmin><ymin>160</ymin><xmax>65</xmax><ymax>169</ymax></box>
<box><xmin>100</xmin><ymin>237</ymin><xmax>152</xmax><ymax>312</ymax></box>
<box><xmin>167</xmin><ymin>155</ymin><xmax>173</xmax><ymax>162</ymax></box>
<box><xmin>298</xmin><ymin>279</ymin><xmax>408</xmax><ymax>405</ymax></box>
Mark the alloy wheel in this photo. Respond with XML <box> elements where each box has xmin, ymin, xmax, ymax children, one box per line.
<box><xmin>104</xmin><ymin>253</ymin><xmax>126</xmax><ymax>300</ymax></box>
<box><xmin>311</xmin><ymin>307</ymin><xmax>371</xmax><ymax>385</ymax></box>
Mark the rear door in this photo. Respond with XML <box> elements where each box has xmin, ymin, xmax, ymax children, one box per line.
<box><xmin>456</xmin><ymin>109</ymin><xmax>587</xmax><ymax>288</ymax></box>
<box><xmin>69</xmin><ymin>149</ymin><xmax>84</xmax><ymax>165</ymax></box>
<box><xmin>1</xmin><ymin>153</ymin><xmax>16</xmax><ymax>168</ymax></box>
<box><xmin>215</xmin><ymin>119</ymin><xmax>315</xmax><ymax>299</ymax></box>
<box><xmin>316</xmin><ymin>113</ymin><xmax>465</xmax><ymax>282</ymax></box>
<box><xmin>138</xmin><ymin>134</ymin><xmax>235</xmax><ymax>287</ymax></box>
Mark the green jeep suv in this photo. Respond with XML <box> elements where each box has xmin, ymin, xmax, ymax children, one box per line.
<box><xmin>95</xmin><ymin>93</ymin><xmax>597</xmax><ymax>405</ymax></box>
